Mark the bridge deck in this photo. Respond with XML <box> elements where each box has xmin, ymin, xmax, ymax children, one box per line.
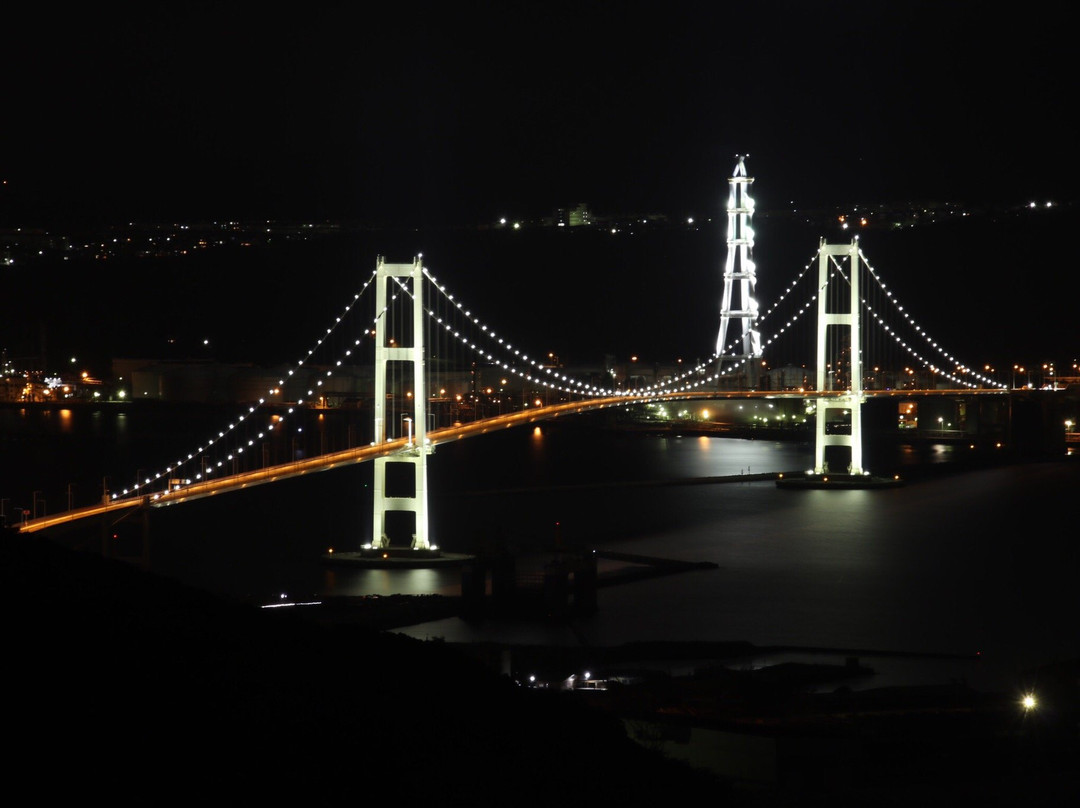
<box><xmin>11</xmin><ymin>388</ymin><xmax>1019</xmax><ymax>535</ymax></box>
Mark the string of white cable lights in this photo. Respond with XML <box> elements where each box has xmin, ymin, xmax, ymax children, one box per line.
<box><xmin>647</xmin><ymin>249</ymin><xmax>830</xmax><ymax>394</ymax></box>
<box><xmin>419</xmin><ymin>269</ymin><xmax>732</xmax><ymax>399</ymax></box>
<box><xmin>701</xmin><ymin>248</ymin><xmax>825</xmax><ymax>383</ymax></box>
<box><xmin>665</xmin><ymin>240</ymin><xmax>984</xmax><ymax>397</ymax></box>
<box><xmin>420</xmin><ymin>267</ymin><xmax>621</xmax><ymax>398</ymax></box>
<box><xmin>116</xmin><ymin>269</ymin><xmax>381</xmax><ymax>499</ymax></box>
<box><xmin>421</xmin><ymin>248</ymin><xmax>834</xmax><ymax>401</ymax></box>
<box><xmin>857</xmin><ymin>250</ymin><xmax>1005</xmax><ymax>390</ymax></box>
<box><xmin>119</xmin><ymin>237</ymin><xmax>1001</xmax><ymax>501</ymax></box>
<box><xmin>647</xmin><ymin>245</ymin><xmax>826</xmax><ymax>392</ymax></box>
<box><xmin>823</xmin><ymin>254</ymin><xmax>978</xmax><ymax>390</ymax></box>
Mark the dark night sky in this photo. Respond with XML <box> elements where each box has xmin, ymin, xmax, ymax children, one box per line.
<box><xmin>3</xmin><ymin>2</ymin><xmax>1077</xmax><ymax>228</ymax></box>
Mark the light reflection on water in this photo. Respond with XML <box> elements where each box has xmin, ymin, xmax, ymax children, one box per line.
<box><xmin>324</xmin><ymin>566</ymin><xmax>462</xmax><ymax>598</ymax></box>
<box><xmin>391</xmin><ymin>431</ymin><xmax>1076</xmax><ymax>693</ymax></box>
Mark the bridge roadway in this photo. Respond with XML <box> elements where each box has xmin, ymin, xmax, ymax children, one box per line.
<box><xmin>15</xmin><ymin>388</ymin><xmax>1006</xmax><ymax>535</ymax></box>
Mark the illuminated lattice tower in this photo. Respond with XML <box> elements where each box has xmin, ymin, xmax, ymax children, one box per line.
<box><xmin>372</xmin><ymin>256</ymin><xmax>433</xmax><ymax>549</ymax></box>
<box><xmin>715</xmin><ymin>155</ymin><xmax>763</xmax><ymax>384</ymax></box>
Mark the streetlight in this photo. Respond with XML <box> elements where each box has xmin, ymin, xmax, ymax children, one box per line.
<box><xmin>1043</xmin><ymin>362</ymin><xmax>1055</xmax><ymax>389</ymax></box>
<box><xmin>1012</xmin><ymin>365</ymin><xmax>1025</xmax><ymax>389</ymax></box>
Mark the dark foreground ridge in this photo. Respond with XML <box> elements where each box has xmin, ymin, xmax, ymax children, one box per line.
<box><xmin>1</xmin><ymin>533</ymin><xmax>718</xmax><ymax>804</ymax></box>
<box><xmin>3</xmin><ymin>532</ymin><xmax>1077</xmax><ymax>806</ymax></box>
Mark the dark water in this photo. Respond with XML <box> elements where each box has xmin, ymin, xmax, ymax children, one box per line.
<box><xmin>372</xmin><ymin>429</ymin><xmax>1078</xmax><ymax>696</ymax></box>
<box><xmin>4</xmin><ymin>401</ymin><xmax>1077</xmax><ymax>695</ymax></box>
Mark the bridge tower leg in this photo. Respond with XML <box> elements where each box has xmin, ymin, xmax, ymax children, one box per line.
<box><xmin>371</xmin><ymin>257</ymin><xmax>434</xmax><ymax>550</ymax></box>
<box><xmin>715</xmin><ymin>155</ymin><xmax>763</xmax><ymax>387</ymax></box>
<box><xmin>813</xmin><ymin>239</ymin><xmax>865</xmax><ymax>475</ymax></box>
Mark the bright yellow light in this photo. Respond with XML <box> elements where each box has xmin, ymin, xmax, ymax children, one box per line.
<box><xmin>1022</xmin><ymin>694</ymin><xmax>1037</xmax><ymax>710</ymax></box>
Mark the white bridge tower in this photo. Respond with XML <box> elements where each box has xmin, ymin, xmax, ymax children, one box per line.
<box><xmin>715</xmin><ymin>155</ymin><xmax>763</xmax><ymax>381</ymax></box>
<box><xmin>813</xmin><ymin>239</ymin><xmax>865</xmax><ymax>476</ymax></box>
<box><xmin>371</xmin><ymin>256</ymin><xmax>433</xmax><ymax>550</ymax></box>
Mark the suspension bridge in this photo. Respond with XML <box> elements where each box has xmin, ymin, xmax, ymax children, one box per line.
<box><xmin>13</xmin><ymin>157</ymin><xmax>1067</xmax><ymax>544</ymax></box>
